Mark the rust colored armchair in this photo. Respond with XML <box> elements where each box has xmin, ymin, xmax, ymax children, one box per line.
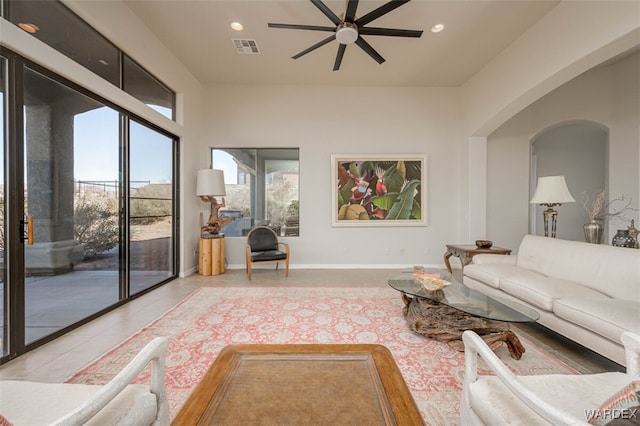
<box><xmin>245</xmin><ymin>226</ymin><xmax>290</xmax><ymax>280</ymax></box>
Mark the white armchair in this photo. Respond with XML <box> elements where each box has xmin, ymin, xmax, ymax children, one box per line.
<box><xmin>461</xmin><ymin>330</ymin><xmax>640</xmax><ymax>425</ymax></box>
<box><xmin>0</xmin><ymin>337</ymin><xmax>169</xmax><ymax>426</ymax></box>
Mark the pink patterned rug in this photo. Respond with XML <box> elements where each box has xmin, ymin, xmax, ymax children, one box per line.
<box><xmin>66</xmin><ymin>287</ymin><xmax>576</xmax><ymax>424</ymax></box>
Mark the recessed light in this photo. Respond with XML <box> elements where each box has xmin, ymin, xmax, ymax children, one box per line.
<box><xmin>18</xmin><ymin>22</ymin><xmax>39</xmax><ymax>34</ymax></box>
<box><xmin>230</xmin><ymin>22</ymin><xmax>243</xmax><ymax>31</ymax></box>
<box><xmin>431</xmin><ymin>24</ymin><xmax>444</xmax><ymax>33</ymax></box>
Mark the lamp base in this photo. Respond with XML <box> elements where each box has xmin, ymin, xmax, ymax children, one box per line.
<box><xmin>200</xmin><ymin>196</ymin><xmax>234</xmax><ymax>236</ymax></box>
<box><xmin>541</xmin><ymin>204</ymin><xmax>559</xmax><ymax>238</ymax></box>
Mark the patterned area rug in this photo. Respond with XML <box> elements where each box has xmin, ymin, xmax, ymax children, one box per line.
<box><xmin>66</xmin><ymin>287</ymin><xmax>576</xmax><ymax>424</ymax></box>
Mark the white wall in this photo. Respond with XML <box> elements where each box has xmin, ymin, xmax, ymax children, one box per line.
<box><xmin>486</xmin><ymin>53</ymin><xmax>639</xmax><ymax>251</ymax></box>
<box><xmin>200</xmin><ymin>85</ymin><xmax>463</xmax><ymax>268</ymax></box>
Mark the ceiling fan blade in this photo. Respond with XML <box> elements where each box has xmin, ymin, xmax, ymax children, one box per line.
<box><xmin>344</xmin><ymin>0</ymin><xmax>359</xmax><ymax>22</ymax></box>
<box><xmin>310</xmin><ymin>0</ymin><xmax>342</xmax><ymax>26</ymax></box>
<box><xmin>333</xmin><ymin>44</ymin><xmax>347</xmax><ymax>71</ymax></box>
<box><xmin>292</xmin><ymin>34</ymin><xmax>336</xmax><ymax>59</ymax></box>
<box><xmin>355</xmin><ymin>37</ymin><xmax>385</xmax><ymax>64</ymax></box>
<box><xmin>356</xmin><ymin>0</ymin><xmax>411</xmax><ymax>27</ymax></box>
<box><xmin>268</xmin><ymin>23</ymin><xmax>336</xmax><ymax>32</ymax></box>
<box><xmin>359</xmin><ymin>27</ymin><xmax>423</xmax><ymax>38</ymax></box>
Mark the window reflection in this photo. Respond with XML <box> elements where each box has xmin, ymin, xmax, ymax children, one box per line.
<box><xmin>8</xmin><ymin>0</ymin><xmax>120</xmax><ymax>86</ymax></box>
<box><xmin>7</xmin><ymin>0</ymin><xmax>176</xmax><ymax>120</ymax></box>
<box><xmin>123</xmin><ymin>56</ymin><xmax>175</xmax><ymax>120</ymax></box>
<box><xmin>211</xmin><ymin>148</ymin><xmax>299</xmax><ymax>237</ymax></box>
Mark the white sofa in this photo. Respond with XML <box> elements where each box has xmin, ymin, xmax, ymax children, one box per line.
<box><xmin>463</xmin><ymin>234</ymin><xmax>640</xmax><ymax>366</ymax></box>
<box><xmin>0</xmin><ymin>337</ymin><xmax>169</xmax><ymax>426</ymax></box>
<box><xmin>461</xmin><ymin>330</ymin><xmax>640</xmax><ymax>425</ymax></box>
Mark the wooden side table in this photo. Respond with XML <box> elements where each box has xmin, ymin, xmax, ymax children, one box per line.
<box><xmin>443</xmin><ymin>244</ymin><xmax>512</xmax><ymax>273</ymax></box>
<box><xmin>199</xmin><ymin>235</ymin><xmax>225</xmax><ymax>275</ymax></box>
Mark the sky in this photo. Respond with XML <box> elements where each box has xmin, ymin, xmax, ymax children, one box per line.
<box><xmin>74</xmin><ymin>107</ymin><xmax>173</xmax><ymax>183</ymax></box>
<box><xmin>0</xmin><ymin>101</ymin><xmax>172</xmax><ymax>188</ymax></box>
<box><xmin>211</xmin><ymin>150</ymin><xmax>238</xmax><ymax>185</ymax></box>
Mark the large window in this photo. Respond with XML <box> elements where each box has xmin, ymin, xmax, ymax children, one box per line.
<box><xmin>211</xmin><ymin>149</ymin><xmax>299</xmax><ymax>237</ymax></box>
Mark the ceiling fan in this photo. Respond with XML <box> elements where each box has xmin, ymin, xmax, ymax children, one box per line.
<box><xmin>268</xmin><ymin>0</ymin><xmax>423</xmax><ymax>71</ymax></box>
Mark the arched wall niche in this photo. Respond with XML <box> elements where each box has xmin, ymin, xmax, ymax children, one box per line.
<box><xmin>484</xmin><ymin>50</ymin><xmax>638</xmax><ymax>251</ymax></box>
<box><xmin>529</xmin><ymin>120</ymin><xmax>609</xmax><ymax>243</ymax></box>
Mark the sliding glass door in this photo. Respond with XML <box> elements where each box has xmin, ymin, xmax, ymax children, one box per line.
<box><xmin>22</xmin><ymin>67</ymin><xmax>121</xmax><ymax>344</ymax></box>
<box><xmin>1</xmin><ymin>56</ymin><xmax>7</xmax><ymax>357</ymax></box>
<box><xmin>128</xmin><ymin>120</ymin><xmax>175</xmax><ymax>295</ymax></box>
<box><xmin>0</xmin><ymin>50</ymin><xmax>178</xmax><ymax>362</ymax></box>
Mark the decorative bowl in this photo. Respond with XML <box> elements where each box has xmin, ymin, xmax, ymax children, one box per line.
<box><xmin>475</xmin><ymin>240</ymin><xmax>493</xmax><ymax>249</ymax></box>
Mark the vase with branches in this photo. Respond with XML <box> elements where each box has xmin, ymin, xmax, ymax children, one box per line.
<box><xmin>582</xmin><ymin>189</ymin><xmax>639</xmax><ymax>244</ymax></box>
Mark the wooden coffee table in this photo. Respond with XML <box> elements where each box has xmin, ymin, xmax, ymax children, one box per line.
<box><xmin>172</xmin><ymin>344</ymin><xmax>424</xmax><ymax>425</ymax></box>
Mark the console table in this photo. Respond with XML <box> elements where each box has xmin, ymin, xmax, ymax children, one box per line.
<box><xmin>443</xmin><ymin>244</ymin><xmax>511</xmax><ymax>273</ymax></box>
<box><xmin>199</xmin><ymin>235</ymin><xmax>225</xmax><ymax>275</ymax></box>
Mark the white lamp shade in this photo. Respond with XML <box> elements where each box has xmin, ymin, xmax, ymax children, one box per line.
<box><xmin>530</xmin><ymin>176</ymin><xmax>575</xmax><ymax>204</ymax></box>
<box><xmin>196</xmin><ymin>169</ymin><xmax>226</xmax><ymax>196</ymax></box>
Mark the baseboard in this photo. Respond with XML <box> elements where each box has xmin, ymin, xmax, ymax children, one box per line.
<box><xmin>224</xmin><ymin>263</ymin><xmax>450</xmax><ymax>270</ymax></box>
<box><xmin>180</xmin><ymin>266</ymin><xmax>198</xmax><ymax>277</ymax></box>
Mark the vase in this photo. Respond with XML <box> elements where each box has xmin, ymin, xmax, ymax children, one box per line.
<box><xmin>583</xmin><ymin>220</ymin><xmax>604</xmax><ymax>244</ymax></box>
<box><xmin>611</xmin><ymin>229</ymin><xmax>637</xmax><ymax>248</ymax></box>
<box><xmin>628</xmin><ymin>220</ymin><xmax>639</xmax><ymax>248</ymax></box>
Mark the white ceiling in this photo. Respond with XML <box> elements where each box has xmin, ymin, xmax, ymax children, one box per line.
<box><xmin>122</xmin><ymin>0</ymin><xmax>560</xmax><ymax>87</ymax></box>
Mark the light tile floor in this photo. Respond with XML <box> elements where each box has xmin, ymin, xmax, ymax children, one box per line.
<box><xmin>0</xmin><ymin>268</ymin><xmax>624</xmax><ymax>382</ymax></box>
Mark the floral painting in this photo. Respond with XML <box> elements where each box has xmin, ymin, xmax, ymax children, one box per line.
<box><xmin>331</xmin><ymin>154</ymin><xmax>427</xmax><ymax>227</ymax></box>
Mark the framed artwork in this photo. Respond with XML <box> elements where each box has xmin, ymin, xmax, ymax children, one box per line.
<box><xmin>331</xmin><ymin>154</ymin><xmax>427</xmax><ymax>227</ymax></box>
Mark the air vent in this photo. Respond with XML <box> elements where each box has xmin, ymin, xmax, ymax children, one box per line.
<box><xmin>232</xmin><ymin>39</ymin><xmax>260</xmax><ymax>54</ymax></box>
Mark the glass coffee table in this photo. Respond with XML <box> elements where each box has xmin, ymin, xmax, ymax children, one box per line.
<box><xmin>388</xmin><ymin>270</ymin><xmax>539</xmax><ymax>359</ymax></box>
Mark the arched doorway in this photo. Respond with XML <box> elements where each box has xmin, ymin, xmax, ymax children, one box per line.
<box><xmin>530</xmin><ymin>121</ymin><xmax>609</xmax><ymax>242</ymax></box>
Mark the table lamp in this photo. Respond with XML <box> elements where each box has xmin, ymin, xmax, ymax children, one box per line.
<box><xmin>530</xmin><ymin>175</ymin><xmax>575</xmax><ymax>238</ymax></box>
<box><xmin>196</xmin><ymin>169</ymin><xmax>234</xmax><ymax>236</ymax></box>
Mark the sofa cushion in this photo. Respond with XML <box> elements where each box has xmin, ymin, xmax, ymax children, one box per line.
<box><xmin>499</xmin><ymin>272</ymin><xmax>609</xmax><ymax>312</ymax></box>
<box><xmin>0</xmin><ymin>381</ymin><xmax>158</xmax><ymax>426</ymax></box>
<box><xmin>470</xmin><ymin>254</ymin><xmax>517</xmax><ymax>265</ymax></box>
<box><xmin>515</xmin><ymin>235</ymin><xmax>640</xmax><ymax>301</ymax></box>
<box><xmin>469</xmin><ymin>372</ymin><xmax>631</xmax><ymax>426</ymax></box>
<box><xmin>554</xmin><ymin>298</ymin><xmax>640</xmax><ymax>343</ymax></box>
<box><xmin>463</xmin><ymin>263</ymin><xmax>521</xmax><ymax>289</ymax></box>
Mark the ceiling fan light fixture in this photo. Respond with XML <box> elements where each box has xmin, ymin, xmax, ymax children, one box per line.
<box><xmin>336</xmin><ymin>22</ymin><xmax>358</xmax><ymax>45</ymax></box>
